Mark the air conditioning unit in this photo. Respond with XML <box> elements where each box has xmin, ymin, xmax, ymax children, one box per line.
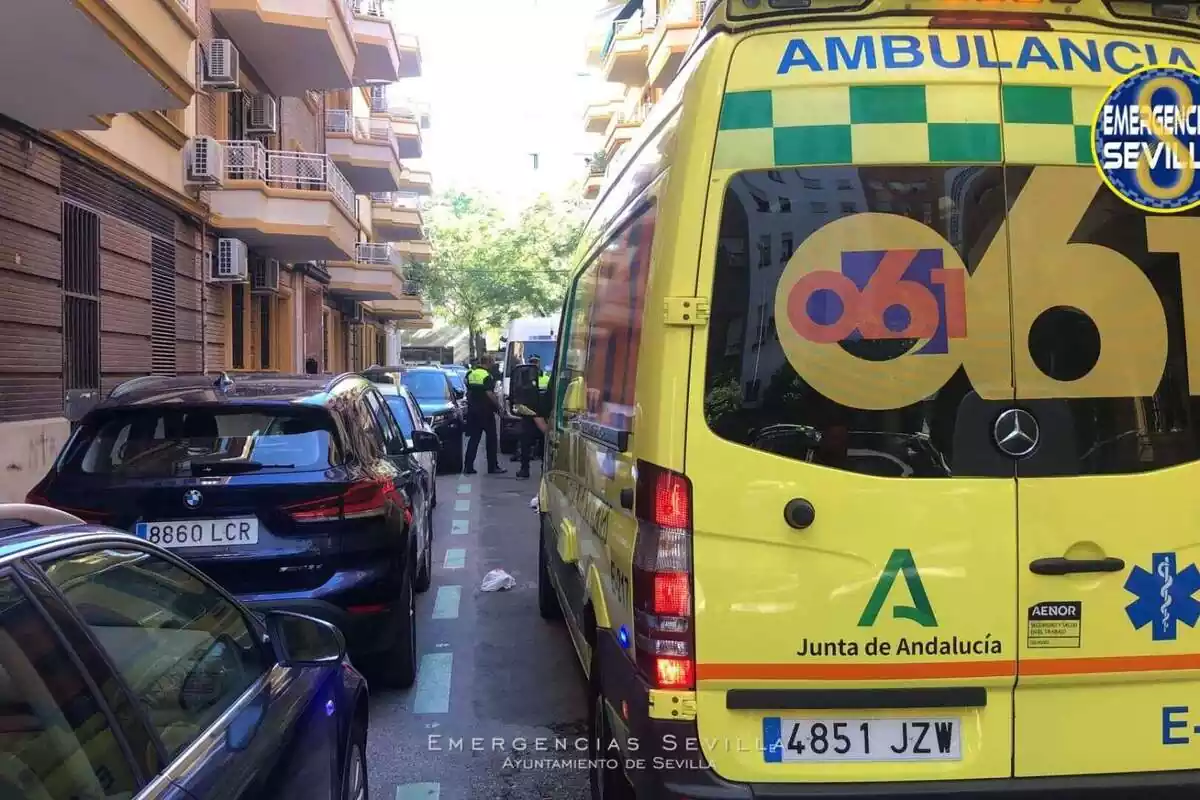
<box><xmin>245</xmin><ymin>95</ymin><xmax>278</xmax><ymax>134</ymax></box>
<box><xmin>251</xmin><ymin>258</ymin><xmax>281</xmax><ymax>294</ymax></box>
<box><xmin>185</xmin><ymin>136</ymin><xmax>224</xmax><ymax>185</ymax></box>
<box><xmin>213</xmin><ymin>238</ymin><xmax>249</xmax><ymax>282</ymax></box>
<box><xmin>200</xmin><ymin>39</ymin><xmax>240</xmax><ymax>90</ymax></box>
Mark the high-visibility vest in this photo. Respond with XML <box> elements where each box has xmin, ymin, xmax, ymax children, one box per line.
<box><xmin>537</xmin><ymin>374</ymin><xmax>550</xmax><ymax>390</ymax></box>
<box><xmin>467</xmin><ymin>368</ymin><xmax>490</xmax><ymax>386</ymax></box>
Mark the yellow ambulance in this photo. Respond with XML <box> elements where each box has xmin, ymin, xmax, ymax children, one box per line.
<box><xmin>538</xmin><ymin>0</ymin><xmax>1200</xmax><ymax>797</ymax></box>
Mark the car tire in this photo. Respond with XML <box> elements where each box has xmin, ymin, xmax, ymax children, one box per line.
<box><xmin>379</xmin><ymin>564</ymin><xmax>417</xmax><ymax>689</ymax></box>
<box><xmin>414</xmin><ymin>510</ymin><xmax>433</xmax><ymax>594</ymax></box>
<box><xmin>341</xmin><ymin>721</ymin><xmax>368</xmax><ymax>800</ymax></box>
<box><xmin>589</xmin><ymin>653</ymin><xmax>635</xmax><ymax>800</ymax></box>
<box><xmin>538</xmin><ymin>517</ymin><xmax>561</xmax><ymax>621</ymax></box>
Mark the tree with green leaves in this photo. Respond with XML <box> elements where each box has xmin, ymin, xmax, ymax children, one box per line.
<box><xmin>406</xmin><ymin>190</ymin><xmax>586</xmax><ymax>359</ymax></box>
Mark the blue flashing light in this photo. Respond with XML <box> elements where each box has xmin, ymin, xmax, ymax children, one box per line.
<box><xmin>617</xmin><ymin>625</ymin><xmax>631</xmax><ymax>649</ymax></box>
<box><xmin>325</xmin><ymin>699</ymin><xmax>336</xmax><ymax>717</ymax></box>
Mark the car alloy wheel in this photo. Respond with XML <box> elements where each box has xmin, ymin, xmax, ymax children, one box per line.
<box><xmin>345</xmin><ymin>741</ymin><xmax>366</xmax><ymax>800</ymax></box>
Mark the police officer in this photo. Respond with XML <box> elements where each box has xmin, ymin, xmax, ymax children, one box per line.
<box><xmin>463</xmin><ymin>355</ymin><xmax>505</xmax><ymax>476</ymax></box>
<box><xmin>516</xmin><ymin>356</ymin><xmax>551</xmax><ymax>479</ymax></box>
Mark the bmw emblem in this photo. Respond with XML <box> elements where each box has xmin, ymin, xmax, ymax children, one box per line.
<box><xmin>183</xmin><ymin>489</ymin><xmax>203</xmax><ymax>510</ymax></box>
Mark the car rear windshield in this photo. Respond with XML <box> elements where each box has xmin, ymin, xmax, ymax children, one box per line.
<box><xmin>401</xmin><ymin>371</ymin><xmax>449</xmax><ymax>400</ymax></box>
<box><xmin>505</xmin><ymin>341</ymin><xmax>556</xmax><ymax>376</ymax></box>
<box><xmin>384</xmin><ymin>396</ymin><xmax>416</xmax><ymax>437</ymax></box>
<box><xmin>66</xmin><ymin>408</ymin><xmax>342</xmax><ymax>477</ymax></box>
<box><xmin>444</xmin><ymin>372</ymin><xmax>466</xmax><ymax>392</ymax></box>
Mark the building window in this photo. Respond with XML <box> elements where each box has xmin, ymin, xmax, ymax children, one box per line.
<box><xmin>752</xmin><ymin>193</ymin><xmax>771</xmax><ymax>213</ymax></box>
<box><xmin>840</xmin><ymin>202</ymin><xmax>858</xmax><ymax>213</ymax></box>
<box><xmin>837</xmin><ymin>178</ymin><xmax>854</xmax><ymax>190</ymax></box>
<box><xmin>778</xmin><ymin>196</ymin><xmax>791</xmax><ymax>213</ymax></box>
<box><xmin>781</xmin><ymin>232</ymin><xmax>794</xmax><ymax>262</ymax></box>
<box><xmin>811</xmin><ymin>201</ymin><xmax>828</xmax><ymax>213</ymax></box>
<box><xmin>230</xmin><ymin>284</ymin><xmax>246</xmax><ymax>369</ymax></box>
<box><xmin>258</xmin><ymin>295</ymin><xmax>272</xmax><ymax>369</ymax></box>
<box><xmin>757</xmin><ymin>234</ymin><xmax>771</xmax><ymax>267</ymax></box>
<box><xmin>802</xmin><ymin>178</ymin><xmax>822</xmax><ymax>190</ymax></box>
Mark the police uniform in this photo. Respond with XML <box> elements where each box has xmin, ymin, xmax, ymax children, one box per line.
<box><xmin>517</xmin><ymin>371</ymin><xmax>552</xmax><ymax>478</ymax></box>
<box><xmin>463</xmin><ymin>365</ymin><xmax>502</xmax><ymax>474</ymax></box>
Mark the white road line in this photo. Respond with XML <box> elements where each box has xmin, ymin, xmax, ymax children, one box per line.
<box><xmin>432</xmin><ymin>586</ymin><xmax>462</xmax><ymax>620</ymax></box>
<box><xmin>395</xmin><ymin>782</ymin><xmax>440</xmax><ymax>800</ymax></box>
<box><xmin>412</xmin><ymin>654</ymin><xmax>453</xmax><ymax>714</ymax></box>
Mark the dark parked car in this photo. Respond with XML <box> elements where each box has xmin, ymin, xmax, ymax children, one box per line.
<box><xmin>374</xmin><ymin>382</ymin><xmax>438</xmax><ymax>508</ymax></box>
<box><xmin>0</xmin><ymin>503</ymin><xmax>369</xmax><ymax>800</ymax></box>
<box><xmin>26</xmin><ymin>372</ymin><xmax>438</xmax><ymax>688</ymax></box>
<box><xmin>399</xmin><ymin>367</ymin><xmax>465</xmax><ymax>474</ymax></box>
<box><xmin>440</xmin><ymin>367</ymin><xmax>469</xmax><ymax>414</ymax></box>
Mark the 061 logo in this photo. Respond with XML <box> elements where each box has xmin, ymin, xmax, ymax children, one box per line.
<box><xmin>774</xmin><ymin>167</ymin><xmax>1195</xmax><ymax>411</ymax></box>
<box><xmin>789</xmin><ymin>247</ymin><xmax>966</xmax><ymax>352</ymax></box>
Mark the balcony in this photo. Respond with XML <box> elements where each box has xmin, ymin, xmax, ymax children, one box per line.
<box><xmin>395</xmin><ymin>32</ymin><xmax>422</xmax><ymax>78</ymax></box>
<box><xmin>392</xmin><ymin>97</ymin><xmax>431</xmax><ymax>129</ymax></box>
<box><xmin>388</xmin><ymin>109</ymin><xmax>424</xmax><ymax>159</ymax></box>
<box><xmin>396</xmin><ymin>168</ymin><xmax>433</xmax><ymax>196</ymax></box>
<box><xmin>210</xmin><ymin>0</ymin><xmax>357</xmax><ymax>96</ymax></box>
<box><xmin>0</xmin><ymin>0</ymin><xmax>196</xmax><ymax>129</ymax></box>
<box><xmin>394</xmin><ymin>240</ymin><xmax>432</xmax><ymax>264</ymax></box>
<box><xmin>351</xmin><ymin>0</ymin><xmax>401</xmax><ymax>83</ymax></box>
<box><xmin>601</xmin><ymin>12</ymin><xmax>651</xmax><ymax>88</ymax></box>
<box><xmin>325</xmin><ymin>109</ymin><xmax>402</xmax><ymax>193</ymax></box>
<box><xmin>371</xmin><ymin>192</ymin><xmax>424</xmax><ymax>241</ymax></box>
<box><xmin>649</xmin><ymin>0</ymin><xmax>705</xmax><ymax>88</ymax></box>
<box><xmin>604</xmin><ymin>105</ymin><xmax>649</xmax><ymax>153</ymax></box>
<box><xmin>205</xmin><ymin>140</ymin><xmax>357</xmax><ymax>262</ymax></box>
<box><xmin>582</xmin><ymin>155</ymin><xmax>606</xmax><ymax>201</ymax></box>
<box><xmin>368</xmin><ymin>294</ymin><xmax>431</xmax><ymax>324</ymax></box>
<box><xmin>328</xmin><ymin>242</ymin><xmax>406</xmax><ymax>301</ymax></box>
<box><xmin>584</xmin><ymin>101</ymin><xmax>618</xmax><ymax>135</ymax></box>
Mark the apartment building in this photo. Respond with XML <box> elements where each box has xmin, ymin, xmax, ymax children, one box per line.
<box><xmin>580</xmin><ymin>0</ymin><xmax>707</xmax><ymax>199</ymax></box>
<box><xmin>0</xmin><ymin>0</ymin><xmax>437</xmax><ymax>500</ymax></box>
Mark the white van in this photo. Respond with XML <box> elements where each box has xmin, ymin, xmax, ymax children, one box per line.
<box><xmin>497</xmin><ymin>316</ymin><xmax>557</xmax><ymax>454</ymax></box>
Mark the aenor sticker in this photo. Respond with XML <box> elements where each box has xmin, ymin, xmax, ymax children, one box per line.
<box><xmin>1027</xmin><ymin>601</ymin><xmax>1082</xmax><ymax>649</ymax></box>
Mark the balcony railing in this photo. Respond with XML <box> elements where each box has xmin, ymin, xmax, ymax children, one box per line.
<box><xmin>614</xmin><ymin>103</ymin><xmax>652</xmax><ymax>128</ymax></box>
<box><xmin>368</xmin><ymin>85</ymin><xmax>389</xmax><ymax>114</ymax></box>
<box><xmin>601</xmin><ymin>10</ymin><xmax>652</xmax><ymax>60</ymax></box>
<box><xmin>662</xmin><ymin>0</ymin><xmax>706</xmax><ymax>22</ymax></box>
<box><xmin>353</xmin><ymin>0</ymin><xmax>390</xmax><ymax>18</ymax></box>
<box><xmin>371</xmin><ymin>190</ymin><xmax>421</xmax><ymax>209</ymax></box>
<box><xmin>326</xmin><ymin>110</ymin><xmax>396</xmax><ymax>149</ymax></box>
<box><xmin>217</xmin><ymin>140</ymin><xmax>355</xmax><ymax>216</ymax></box>
<box><xmin>356</xmin><ymin>242</ymin><xmax>399</xmax><ymax>265</ymax></box>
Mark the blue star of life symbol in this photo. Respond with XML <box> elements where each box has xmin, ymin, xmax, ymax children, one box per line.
<box><xmin>1124</xmin><ymin>553</ymin><xmax>1200</xmax><ymax>642</ymax></box>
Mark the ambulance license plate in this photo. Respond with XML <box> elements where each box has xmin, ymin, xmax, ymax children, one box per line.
<box><xmin>763</xmin><ymin>717</ymin><xmax>961</xmax><ymax>762</ymax></box>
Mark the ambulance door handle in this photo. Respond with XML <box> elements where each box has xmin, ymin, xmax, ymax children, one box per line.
<box><xmin>1029</xmin><ymin>557</ymin><xmax>1125</xmax><ymax>576</ymax></box>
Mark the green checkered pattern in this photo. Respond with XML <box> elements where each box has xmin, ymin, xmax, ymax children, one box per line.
<box><xmin>716</xmin><ymin>84</ymin><xmax>1104</xmax><ymax>168</ymax></box>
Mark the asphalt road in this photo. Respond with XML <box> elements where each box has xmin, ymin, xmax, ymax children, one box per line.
<box><xmin>365</xmin><ymin>465</ymin><xmax>590</xmax><ymax>800</ymax></box>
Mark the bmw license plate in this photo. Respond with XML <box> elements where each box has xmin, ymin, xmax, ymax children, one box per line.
<box><xmin>763</xmin><ymin>717</ymin><xmax>961</xmax><ymax>762</ymax></box>
<box><xmin>134</xmin><ymin>518</ymin><xmax>259</xmax><ymax>549</ymax></box>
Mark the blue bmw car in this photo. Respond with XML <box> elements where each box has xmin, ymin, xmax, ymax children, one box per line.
<box><xmin>0</xmin><ymin>503</ymin><xmax>370</xmax><ymax>800</ymax></box>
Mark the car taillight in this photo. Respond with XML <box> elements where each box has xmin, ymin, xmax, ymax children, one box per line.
<box><xmin>632</xmin><ymin>461</ymin><xmax>695</xmax><ymax>691</ymax></box>
<box><xmin>284</xmin><ymin>479</ymin><xmax>392</xmax><ymax>523</ymax></box>
<box><xmin>24</xmin><ymin>491</ymin><xmax>109</xmax><ymax>524</ymax></box>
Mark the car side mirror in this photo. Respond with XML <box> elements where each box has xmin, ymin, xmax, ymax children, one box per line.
<box><xmin>411</xmin><ymin>430</ymin><xmax>441</xmax><ymax>452</ymax></box>
<box><xmin>263</xmin><ymin>611</ymin><xmax>345</xmax><ymax>666</ymax></box>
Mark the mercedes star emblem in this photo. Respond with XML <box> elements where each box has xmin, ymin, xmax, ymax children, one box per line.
<box><xmin>993</xmin><ymin>408</ymin><xmax>1040</xmax><ymax>458</ymax></box>
<box><xmin>183</xmin><ymin>489</ymin><xmax>203</xmax><ymax>510</ymax></box>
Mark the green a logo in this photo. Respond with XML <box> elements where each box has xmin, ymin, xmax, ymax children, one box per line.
<box><xmin>858</xmin><ymin>548</ymin><xmax>937</xmax><ymax>628</ymax></box>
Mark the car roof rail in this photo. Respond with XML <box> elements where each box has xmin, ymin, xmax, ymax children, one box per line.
<box><xmin>0</xmin><ymin>504</ymin><xmax>85</xmax><ymax>528</ymax></box>
<box><xmin>109</xmin><ymin>375</ymin><xmax>167</xmax><ymax>398</ymax></box>
<box><xmin>323</xmin><ymin>372</ymin><xmax>367</xmax><ymax>393</ymax></box>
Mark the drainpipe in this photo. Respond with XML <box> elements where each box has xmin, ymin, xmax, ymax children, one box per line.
<box><xmin>200</xmin><ymin>218</ymin><xmax>209</xmax><ymax>374</ymax></box>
